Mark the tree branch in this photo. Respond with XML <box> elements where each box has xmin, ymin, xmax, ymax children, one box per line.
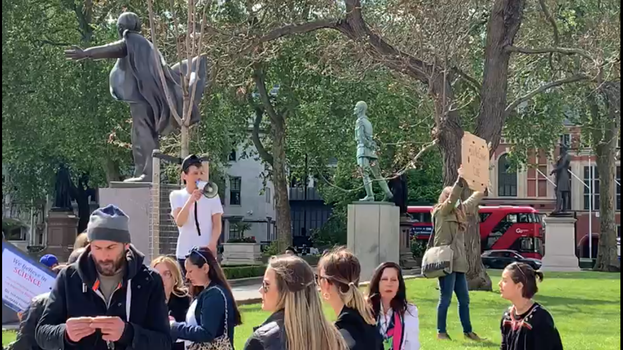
<box><xmin>252</xmin><ymin>65</ymin><xmax>284</xmax><ymax>125</ymax></box>
<box><xmin>249</xmin><ymin>103</ymin><xmax>274</xmax><ymax>166</ymax></box>
<box><xmin>452</xmin><ymin>67</ymin><xmax>482</xmax><ymax>93</ymax></box>
<box><xmin>505</xmin><ymin>74</ymin><xmax>589</xmax><ymax>113</ymax></box>
<box><xmin>257</xmin><ymin>19</ymin><xmax>340</xmax><ymax>44</ymax></box>
<box><xmin>505</xmin><ymin>45</ymin><xmax>593</xmax><ymax>61</ymax></box>
<box><xmin>537</xmin><ymin>0</ymin><xmax>560</xmax><ymax>46</ymax></box>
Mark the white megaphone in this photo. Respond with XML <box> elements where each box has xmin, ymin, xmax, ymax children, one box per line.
<box><xmin>196</xmin><ymin>180</ymin><xmax>219</xmax><ymax>199</ymax></box>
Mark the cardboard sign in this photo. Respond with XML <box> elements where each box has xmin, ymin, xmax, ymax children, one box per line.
<box><xmin>461</xmin><ymin>132</ymin><xmax>489</xmax><ymax>192</ymax></box>
<box><xmin>2</xmin><ymin>241</ymin><xmax>56</xmax><ymax>312</ymax></box>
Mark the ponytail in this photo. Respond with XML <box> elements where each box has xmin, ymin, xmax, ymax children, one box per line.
<box><xmin>341</xmin><ymin>282</ymin><xmax>375</xmax><ymax>325</ymax></box>
<box><xmin>535</xmin><ymin>270</ymin><xmax>544</xmax><ymax>283</ymax></box>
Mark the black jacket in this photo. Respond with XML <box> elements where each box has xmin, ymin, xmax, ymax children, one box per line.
<box><xmin>170</xmin><ymin>283</ymin><xmax>237</xmax><ymax>346</ymax></box>
<box><xmin>6</xmin><ymin>293</ymin><xmax>48</xmax><ymax>350</ymax></box>
<box><xmin>35</xmin><ymin>245</ymin><xmax>172</xmax><ymax>350</ymax></box>
<box><xmin>335</xmin><ymin>307</ymin><xmax>383</xmax><ymax>350</ymax></box>
<box><xmin>243</xmin><ymin>311</ymin><xmax>286</xmax><ymax>350</ymax></box>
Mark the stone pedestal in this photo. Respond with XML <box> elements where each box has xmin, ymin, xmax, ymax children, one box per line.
<box><xmin>46</xmin><ymin>210</ymin><xmax>79</xmax><ymax>262</ymax></box>
<box><xmin>99</xmin><ymin>182</ymin><xmax>154</xmax><ymax>262</ymax></box>
<box><xmin>222</xmin><ymin>243</ymin><xmax>262</xmax><ymax>265</ymax></box>
<box><xmin>347</xmin><ymin>202</ymin><xmax>400</xmax><ymax>282</ymax></box>
<box><xmin>541</xmin><ymin>215</ymin><xmax>580</xmax><ymax>272</ymax></box>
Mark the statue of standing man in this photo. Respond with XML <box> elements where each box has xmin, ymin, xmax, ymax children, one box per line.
<box><xmin>354</xmin><ymin>101</ymin><xmax>393</xmax><ymax>202</ymax></box>
<box><xmin>65</xmin><ymin>12</ymin><xmax>208</xmax><ymax>182</ymax></box>
<box><xmin>550</xmin><ymin>143</ymin><xmax>571</xmax><ymax>214</ymax></box>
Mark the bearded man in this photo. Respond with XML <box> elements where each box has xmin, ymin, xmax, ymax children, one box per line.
<box><xmin>36</xmin><ymin>205</ymin><xmax>171</xmax><ymax>350</ymax></box>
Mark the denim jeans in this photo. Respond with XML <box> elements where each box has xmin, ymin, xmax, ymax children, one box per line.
<box><xmin>437</xmin><ymin>272</ymin><xmax>473</xmax><ymax>334</ymax></box>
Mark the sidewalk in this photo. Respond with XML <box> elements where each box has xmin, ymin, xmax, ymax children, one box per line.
<box><xmin>232</xmin><ymin>269</ymin><xmax>422</xmax><ymax>305</ymax></box>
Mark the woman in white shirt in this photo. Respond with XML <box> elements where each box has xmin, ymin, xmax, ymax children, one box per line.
<box><xmin>367</xmin><ymin>262</ymin><xmax>420</xmax><ymax>350</ymax></box>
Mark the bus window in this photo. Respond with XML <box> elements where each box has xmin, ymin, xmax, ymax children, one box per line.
<box><xmin>479</xmin><ymin>213</ymin><xmax>491</xmax><ymax>223</ymax></box>
<box><xmin>422</xmin><ymin>212</ymin><xmax>432</xmax><ymax>223</ymax></box>
<box><xmin>506</xmin><ymin>214</ymin><xmax>518</xmax><ymax>223</ymax></box>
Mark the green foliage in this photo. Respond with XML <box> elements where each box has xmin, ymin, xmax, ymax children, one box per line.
<box><xmin>262</xmin><ymin>241</ymin><xmax>280</xmax><ymax>257</ymax></box>
<box><xmin>221</xmin><ymin>265</ymin><xmax>265</xmax><ymax>279</ymax></box>
<box><xmin>410</xmin><ymin>238</ymin><xmax>427</xmax><ymax>259</ymax></box>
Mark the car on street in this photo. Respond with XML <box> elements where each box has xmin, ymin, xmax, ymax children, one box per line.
<box><xmin>481</xmin><ymin>249</ymin><xmax>542</xmax><ymax>270</ymax></box>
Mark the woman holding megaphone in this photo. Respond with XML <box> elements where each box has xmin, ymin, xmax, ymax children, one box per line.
<box><xmin>170</xmin><ymin>154</ymin><xmax>224</xmax><ymax>274</ymax></box>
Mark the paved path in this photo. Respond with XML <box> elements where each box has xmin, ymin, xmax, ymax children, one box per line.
<box><xmin>232</xmin><ymin>271</ymin><xmax>422</xmax><ymax>304</ymax></box>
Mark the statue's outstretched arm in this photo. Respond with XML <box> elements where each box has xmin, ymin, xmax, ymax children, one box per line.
<box><xmin>65</xmin><ymin>40</ymin><xmax>127</xmax><ymax>61</ymax></box>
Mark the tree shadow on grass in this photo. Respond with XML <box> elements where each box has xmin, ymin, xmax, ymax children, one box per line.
<box><xmin>460</xmin><ymin>340</ymin><xmax>500</xmax><ymax>348</ymax></box>
<box><xmin>536</xmin><ymin>295</ymin><xmax>619</xmax><ymax>308</ymax></box>
<box><xmin>541</xmin><ymin>272</ymin><xmax>621</xmax><ymax>280</ymax></box>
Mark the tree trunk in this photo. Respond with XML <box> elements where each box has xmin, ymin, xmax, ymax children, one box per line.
<box><xmin>594</xmin><ymin>82</ymin><xmax>621</xmax><ymax>272</ymax></box>
<box><xmin>272</xmin><ymin>122</ymin><xmax>292</xmax><ymax>251</ymax></box>
<box><xmin>180</xmin><ymin>97</ymin><xmax>191</xmax><ymax>159</ymax></box>
<box><xmin>594</xmin><ymin>143</ymin><xmax>619</xmax><ymax>271</ymax></box>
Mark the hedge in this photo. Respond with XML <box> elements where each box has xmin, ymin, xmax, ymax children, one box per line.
<box><xmin>222</xmin><ymin>265</ymin><xmax>266</xmax><ymax>279</ymax></box>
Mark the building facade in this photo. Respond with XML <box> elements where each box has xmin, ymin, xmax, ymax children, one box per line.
<box><xmin>487</xmin><ymin>128</ymin><xmax>621</xmax><ymax>259</ymax></box>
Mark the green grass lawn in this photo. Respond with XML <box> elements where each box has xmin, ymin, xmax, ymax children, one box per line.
<box><xmin>3</xmin><ymin>271</ymin><xmax>620</xmax><ymax>349</ymax></box>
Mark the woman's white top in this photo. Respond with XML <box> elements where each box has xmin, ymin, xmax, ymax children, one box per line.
<box><xmin>183</xmin><ymin>299</ymin><xmax>199</xmax><ymax>349</ymax></box>
<box><xmin>378</xmin><ymin>303</ymin><xmax>420</xmax><ymax>350</ymax></box>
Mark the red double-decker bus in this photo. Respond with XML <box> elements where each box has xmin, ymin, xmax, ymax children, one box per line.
<box><xmin>407</xmin><ymin>205</ymin><xmax>544</xmax><ymax>259</ymax></box>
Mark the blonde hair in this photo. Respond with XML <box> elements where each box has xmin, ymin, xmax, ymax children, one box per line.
<box><xmin>318</xmin><ymin>247</ymin><xmax>375</xmax><ymax>325</ymax></box>
<box><xmin>74</xmin><ymin>232</ymin><xmax>89</xmax><ymax>249</ymax></box>
<box><xmin>434</xmin><ymin>186</ymin><xmax>467</xmax><ymax>231</ymax></box>
<box><xmin>151</xmin><ymin>256</ymin><xmax>188</xmax><ymax>298</ymax></box>
<box><xmin>269</xmin><ymin>255</ymin><xmax>348</xmax><ymax>350</ymax></box>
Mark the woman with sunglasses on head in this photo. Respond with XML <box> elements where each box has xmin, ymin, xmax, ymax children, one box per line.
<box><xmin>170</xmin><ymin>247</ymin><xmax>241</xmax><ymax>349</ymax></box>
<box><xmin>244</xmin><ymin>254</ymin><xmax>348</xmax><ymax>350</ymax></box>
<box><xmin>367</xmin><ymin>262</ymin><xmax>420</xmax><ymax>350</ymax></box>
<box><xmin>499</xmin><ymin>263</ymin><xmax>563</xmax><ymax>350</ymax></box>
<box><xmin>317</xmin><ymin>247</ymin><xmax>383</xmax><ymax>350</ymax></box>
<box><xmin>151</xmin><ymin>256</ymin><xmax>191</xmax><ymax>350</ymax></box>
<box><xmin>432</xmin><ymin>165</ymin><xmax>484</xmax><ymax>341</ymax></box>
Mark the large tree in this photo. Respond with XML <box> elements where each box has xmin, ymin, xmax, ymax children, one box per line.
<box><xmin>215</xmin><ymin>0</ymin><xmax>603</xmax><ymax>289</ymax></box>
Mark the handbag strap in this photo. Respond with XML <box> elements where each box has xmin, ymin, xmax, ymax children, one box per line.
<box><xmin>205</xmin><ymin>286</ymin><xmax>229</xmax><ymax>337</ymax></box>
<box><xmin>426</xmin><ymin>213</ymin><xmax>436</xmax><ymax>250</ymax></box>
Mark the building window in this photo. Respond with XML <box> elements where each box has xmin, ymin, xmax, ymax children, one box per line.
<box><xmin>498</xmin><ymin>154</ymin><xmax>517</xmax><ymax>197</ymax></box>
<box><xmin>266</xmin><ymin>187</ymin><xmax>271</xmax><ymax>204</ymax></box>
<box><xmin>583</xmin><ymin>166</ymin><xmax>600</xmax><ymax>210</ymax></box>
<box><xmin>560</xmin><ymin>134</ymin><xmax>571</xmax><ymax>148</ymax></box>
<box><xmin>228</xmin><ymin>150</ymin><xmax>237</xmax><ymax>161</ymax></box>
<box><xmin>229</xmin><ymin>177</ymin><xmax>241</xmax><ymax>205</ymax></box>
<box><xmin>228</xmin><ymin>220</ymin><xmax>241</xmax><ymax>240</ymax></box>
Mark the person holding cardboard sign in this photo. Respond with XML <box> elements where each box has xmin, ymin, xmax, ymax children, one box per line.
<box><xmin>430</xmin><ymin>166</ymin><xmax>484</xmax><ymax>342</ymax></box>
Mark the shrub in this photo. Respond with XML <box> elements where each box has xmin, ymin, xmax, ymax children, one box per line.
<box><xmin>411</xmin><ymin>239</ymin><xmax>427</xmax><ymax>259</ymax></box>
<box><xmin>222</xmin><ymin>265</ymin><xmax>266</xmax><ymax>279</ymax></box>
<box><xmin>227</xmin><ymin>236</ymin><xmax>257</xmax><ymax>243</ymax></box>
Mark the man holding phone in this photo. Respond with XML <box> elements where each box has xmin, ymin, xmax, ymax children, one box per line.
<box><xmin>35</xmin><ymin>205</ymin><xmax>171</xmax><ymax>350</ymax></box>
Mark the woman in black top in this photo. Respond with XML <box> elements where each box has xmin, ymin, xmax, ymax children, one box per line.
<box><xmin>152</xmin><ymin>256</ymin><xmax>191</xmax><ymax>350</ymax></box>
<box><xmin>499</xmin><ymin>262</ymin><xmax>563</xmax><ymax>350</ymax></box>
<box><xmin>317</xmin><ymin>247</ymin><xmax>384</xmax><ymax>350</ymax></box>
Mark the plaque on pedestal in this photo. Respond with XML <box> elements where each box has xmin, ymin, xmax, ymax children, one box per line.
<box><xmin>347</xmin><ymin>202</ymin><xmax>400</xmax><ymax>281</ymax></box>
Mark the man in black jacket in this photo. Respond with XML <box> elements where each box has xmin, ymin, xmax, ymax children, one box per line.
<box><xmin>35</xmin><ymin>204</ymin><xmax>171</xmax><ymax>350</ymax></box>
